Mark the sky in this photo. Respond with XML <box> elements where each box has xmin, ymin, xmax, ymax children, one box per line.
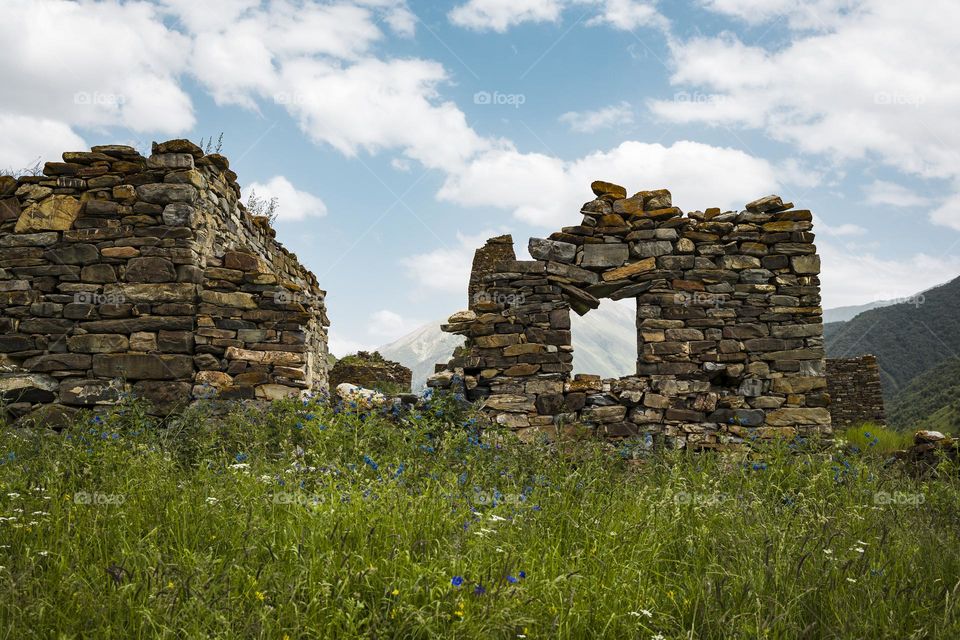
<box><xmin>2</xmin><ymin>0</ymin><xmax>959</xmax><ymax>356</ymax></box>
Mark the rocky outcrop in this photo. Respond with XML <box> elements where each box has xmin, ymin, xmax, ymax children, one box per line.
<box><xmin>0</xmin><ymin>140</ymin><xmax>329</xmax><ymax>420</ymax></box>
<box><xmin>826</xmin><ymin>355</ymin><xmax>885</xmax><ymax>427</ymax></box>
<box><xmin>329</xmin><ymin>351</ymin><xmax>412</xmax><ymax>393</ymax></box>
<box><xmin>429</xmin><ymin>181</ymin><xmax>829</xmax><ymax>450</ymax></box>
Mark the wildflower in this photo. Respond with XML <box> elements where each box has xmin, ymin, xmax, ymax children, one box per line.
<box><xmin>452</xmin><ymin>576</ymin><xmax>464</xmax><ymax>587</ymax></box>
<box><xmin>473</xmin><ymin>584</ymin><xmax>486</xmax><ymax>596</ymax></box>
<box><xmin>235</xmin><ymin>453</ymin><xmax>248</xmax><ymax>463</ymax></box>
<box><xmin>518</xmin><ymin>571</ymin><xmax>526</xmax><ymax>579</ymax></box>
<box><xmin>751</xmin><ymin>462</ymin><xmax>767</xmax><ymax>471</ymax></box>
<box><xmin>255</xmin><ymin>591</ymin><xmax>266</xmax><ymax>601</ymax></box>
<box><xmin>205</xmin><ymin>497</ymin><xmax>219</xmax><ymax>505</ymax></box>
<box><xmin>823</xmin><ymin>548</ymin><xmax>834</xmax><ymax>555</ymax></box>
<box><xmin>38</xmin><ymin>551</ymin><xmax>49</xmax><ymax>557</ymax></box>
<box><xmin>507</xmin><ymin>575</ymin><xmax>518</xmax><ymax>584</ymax></box>
<box><xmin>363</xmin><ymin>455</ymin><xmax>379</xmax><ymax>471</ymax></box>
<box><xmin>391</xmin><ymin>588</ymin><xmax>400</xmax><ymax>596</ymax></box>
<box><xmin>167</xmin><ymin>581</ymin><xmax>174</xmax><ymax>589</ymax></box>
<box><xmin>846</xmin><ymin>577</ymin><xmax>857</xmax><ymax>583</ymax></box>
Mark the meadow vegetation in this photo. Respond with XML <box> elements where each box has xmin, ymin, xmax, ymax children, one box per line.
<box><xmin>0</xmin><ymin>395</ymin><xmax>958</xmax><ymax>638</ymax></box>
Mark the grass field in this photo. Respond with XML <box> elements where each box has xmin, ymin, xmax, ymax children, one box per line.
<box><xmin>1</xmin><ymin>395</ymin><xmax>958</xmax><ymax>639</ymax></box>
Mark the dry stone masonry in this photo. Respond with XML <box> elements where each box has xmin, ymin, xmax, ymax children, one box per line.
<box><xmin>329</xmin><ymin>351</ymin><xmax>413</xmax><ymax>394</ymax></box>
<box><xmin>826</xmin><ymin>355</ymin><xmax>885</xmax><ymax>427</ymax></box>
<box><xmin>429</xmin><ymin>181</ymin><xmax>831</xmax><ymax>450</ymax></box>
<box><xmin>0</xmin><ymin>140</ymin><xmax>329</xmax><ymax>422</ymax></box>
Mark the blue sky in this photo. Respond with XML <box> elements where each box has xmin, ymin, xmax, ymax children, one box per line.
<box><xmin>2</xmin><ymin>0</ymin><xmax>959</xmax><ymax>356</ymax></box>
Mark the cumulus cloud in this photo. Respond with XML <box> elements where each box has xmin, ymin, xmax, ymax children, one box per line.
<box><xmin>439</xmin><ymin>140</ymin><xmax>780</xmax><ymax>227</ymax></box>
<box><xmin>367</xmin><ymin>309</ymin><xmax>421</xmax><ymax>338</ymax></box>
<box><xmin>818</xmin><ymin>242</ymin><xmax>960</xmax><ymax>308</ymax></box>
<box><xmin>243</xmin><ymin>176</ymin><xmax>327</xmax><ymax>221</ymax></box>
<box><xmin>559</xmin><ymin>102</ymin><xmax>634</xmax><ymax>133</ymax></box>
<box><xmin>0</xmin><ymin>114</ymin><xmax>86</xmax><ymax>171</ymax></box>
<box><xmin>402</xmin><ymin>229</ymin><xmax>512</xmax><ymax>294</ymax></box>
<box><xmin>449</xmin><ymin>0</ymin><xmax>664</xmax><ymax>32</ymax></box>
<box><xmin>650</xmin><ymin>1</ymin><xmax>960</xmax><ymax>184</ymax></box>
<box><xmin>864</xmin><ymin>180</ymin><xmax>932</xmax><ymax>208</ymax></box>
<box><xmin>0</xmin><ymin>0</ymin><xmax>194</xmax><ymax>154</ymax></box>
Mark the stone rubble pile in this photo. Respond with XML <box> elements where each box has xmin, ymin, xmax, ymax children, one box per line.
<box><xmin>429</xmin><ymin>181</ymin><xmax>830</xmax><ymax>450</ymax></box>
<box><xmin>0</xmin><ymin>140</ymin><xmax>329</xmax><ymax>423</ymax></box>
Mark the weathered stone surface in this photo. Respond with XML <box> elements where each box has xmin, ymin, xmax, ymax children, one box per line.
<box><xmin>135</xmin><ymin>183</ymin><xmax>198</xmax><ymax>204</ymax></box>
<box><xmin>590</xmin><ymin>180</ymin><xmax>627</xmax><ymax>198</ymax></box>
<box><xmin>602</xmin><ymin>257</ymin><xmax>656</xmax><ymax>281</ymax></box>
<box><xmin>0</xmin><ymin>374</ymin><xmax>58</xmax><ymax>403</ymax></box>
<box><xmin>66</xmin><ymin>334</ymin><xmax>129</xmax><ymax>353</ymax></box>
<box><xmin>529</xmin><ymin>238</ymin><xmax>576</xmax><ymax>263</ymax></box>
<box><xmin>764</xmin><ymin>408</ymin><xmax>831</xmax><ymax>426</ymax></box>
<box><xmin>200</xmin><ymin>290</ymin><xmax>258</xmax><ymax>309</ymax></box>
<box><xmin>23</xmin><ymin>353</ymin><xmax>92</xmax><ymax>372</ymax></box>
<box><xmin>59</xmin><ymin>378</ymin><xmax>126</xmax><ymax>405</ymax></box>
<box><xmin>125</xmin><ymin>256</ymin><xmax>177</xmax><ymax>282</ymax></box>
<box><xmin>581</xmin><ymin>243</ymin><xmax>628</xmax><ymax>268</ymax></box>
<box><xmin>92</xmin><ymin>354</ymin><xmax>194</xmax><ymax>380</ymax></box>
<box><xmin>14</xmin><ymin>195</ymin><xmax>82</xmax><ymax>232</ymax></box>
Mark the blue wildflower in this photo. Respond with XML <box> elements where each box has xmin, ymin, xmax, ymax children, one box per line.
<box><xmin>518</xmin><ymin>571</ymin><xmax>526</xmax><ymax>579</ymax></box>
<box><xmin>451</xmin><ymin>576</ymin><xmax>464</xmax><ymax>587</ymax></box>
<box><xmin>507</xmin><ymin>575</ymin><xmax>518</xmax><ymax>584</ymax></box>
<box><xmin>235</xmin><ymin>453</ymin><xmax>248</xmax><ymax>463</ymax></box>
<box><xmin>473</xmin><ymin>584</ymin><xmax>486</xmax><ymax>596</ymax></box>
<box><xmin>363</xmin><ymin>455</ymin><xmax>379</xmax><ymax>471</ymax></box>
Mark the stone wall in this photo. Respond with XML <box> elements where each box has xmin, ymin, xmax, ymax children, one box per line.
<box><xmin>329</xmin><ymin>351</ymin><xmax>412</xmax><ymax>393</ymax></box>
<box><xmin>0</xmin><ymin>140</ymin><xmax>329</xmax><ymax>421</ymax></box>
<box><xmin>826</xmin><ymin>355</ymin><xmax>885</xmax><ymax>427</ymax></box>
<box><xmin>429</xmin><ymin>182</ymin><xmax>830</xmax><ymax>450</ymax></box>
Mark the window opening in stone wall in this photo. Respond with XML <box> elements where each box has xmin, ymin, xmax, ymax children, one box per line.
<box><xmin>569</xmin><ymin>298</ymin><xmax>637</xmax><ymax>379</ymax></box>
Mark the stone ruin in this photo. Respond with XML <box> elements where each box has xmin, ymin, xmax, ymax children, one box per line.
<box><xmin>429</xmin><ymin>181</ymin><xmax>832</xmax><ymax>450</ymax></box>
<box><xmin>0</xmin><ymin>140</ymin><xmax>329</xmax><ymax>423</ymax></box>
<box><xmin>826</xmin><ymin>355</ymin><xmax>885</xmax><ymax>428</ymax></box>
<box><xmin>329</xmin><ymin>351</ymin><xmax>413</xmax><ymax>394</ymax></box>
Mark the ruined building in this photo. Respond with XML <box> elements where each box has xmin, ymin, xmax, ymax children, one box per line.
<box><xmin>0</xmin><ymin>140</ymin><xmax>329</xmax><ymax>422</ymax></box>
<box><xmin>430</xmin><ymin>182</ymin><xmax>833</xmax><ymax>449</ymax></box>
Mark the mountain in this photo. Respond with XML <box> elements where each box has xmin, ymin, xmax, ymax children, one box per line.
<box><xmin>823</xmin><ymin>299</ymin><xmax>899</xmax><ymax>323</ymax></box>
<box><xmin>825</xmin><ymin>275</ymin><xmax>960</xmax><ymax>400</ymax></box>
<box><xmin>885</xmin><ymin>357</ymin><xmax>960</xmax><ymax>432</ymax></box>
<box><xmin>377</xmin><ymin>300</ymin><xmax>638</xmax><ymax>390</ymax></box>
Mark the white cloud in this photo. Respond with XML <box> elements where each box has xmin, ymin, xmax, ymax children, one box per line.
<box><xmin>449</xmin><ymin>0</ymin><xmax>664</xmax><ymax>32</ymax></box>
<box><xmin>279</xmin><ymin>58</ymin><xmax>489</xmax><ymax>172</ymax></box>
<box><xmin>864</xmin><ymin>180</ymin><xmax>932</xmax><ymax>208</ymax></box>
<box><xmin>402</xmin><ymin>229</ymin><xmax>511</xmax><ymax>294</ymax></box>
<box><xmin>813</xmin><ymin>215</ymin><xmax>866</xmax><ymax>237</ymax></box>
<box><xmin>698</xmin><ymin>0</ymin><xmax>859</xmax><ymax>29</ymax></box>
<box><xmin>559</xmin><ymin>102</ymin><xmax>634</xmax><ymax>133</ymax></box>
<box><xmin>0</xmin><ymin>114</ymin><xmax>86</xmax><ymax>171</ymax></box>
<box><xmin>367</xmin><ymin>309</ymin><xmax>421</xmax><ymax>338</ymax></box>
<box><xmin>585</xmin><ymin>0</ymin><xmax>668</xmax><ymax>30</ymax></box>
<box><xmin>439</xmin><ymin>140</ymin><xmax>780</xmax><ymax>227</ymax></box>
<box><xmin>449</xmin><ymin>0</ymin><xmax>564</xmax><ymax>31</ymax></box>
<box><xmin>243</xmin><ymin>176</ymin><xmax>327</xmax><ymax>221</ymax></box>
<box><xmin>818</xmin><ymin>242</ymin><xmax>960</xmax><ymax>308</ymax></box>
<box><xmin>0</xmin><ymin>0</ymin><xmax>193</xmax><ymax>135</ymax></box>
<box><xmin>651</xmin><ymin>2</ymin><xmax>960</xmax><ymax>185</ymax></box>
<box><xmin>930</xmin><ymin>194</ymin><xmax>960</xmax><ymax>232</ymax></box>
<box><xmin>328</xmin><ymin>331</ymin><xmax>376</xmax><ymax>358</ymax></box>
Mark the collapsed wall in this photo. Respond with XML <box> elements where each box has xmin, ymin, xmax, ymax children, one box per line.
<box><xmin>826</xmin><ymin>355</ymin><xmax>885</xmax><ymax>427</ymax></box>
<box><xmin>430</xmin><ymin>182</ymin><xmax>830</xmax><ymax>450</ymax></box>
<box><xmin>0</xmin><ymin>140</ymin><xmax>329</xmax><ymax>422</ymax></box>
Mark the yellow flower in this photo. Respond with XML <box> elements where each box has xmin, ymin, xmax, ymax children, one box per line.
<box><xmin>391</xmin><ymin>588</ymin><xmax>400</xmax><ymax>596</ymax></box>
<box><xmin>167</xmin><ymin>581</ymin><xmax>174</xmax><ymax>589</ymax></box>
<box><xmin>255</xmin><ymin>591</ymin><xmax>266</xmax><ymax>601</ymax></box>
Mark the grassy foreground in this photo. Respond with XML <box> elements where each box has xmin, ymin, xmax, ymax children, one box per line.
<box><xmin>1</xmin><ymin>395</ymin><xmax>959</xmax><ymax>639</ymax></box>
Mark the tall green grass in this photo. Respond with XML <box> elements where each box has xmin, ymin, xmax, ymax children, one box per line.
<box><xmin>0</xmin><ymin>396</ymin><xmax>958</xmax><ymax>638</ymax></box>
